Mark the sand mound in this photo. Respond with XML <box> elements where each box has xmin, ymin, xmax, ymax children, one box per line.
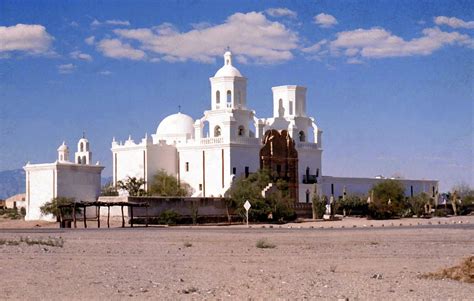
<box><xmin>423</xmin><ymin>256</ymin><xmax>474</xmax><ymax>283</ymax></box>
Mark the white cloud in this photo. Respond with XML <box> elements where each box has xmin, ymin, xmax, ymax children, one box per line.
<box><xmin>91</xmin><ymin>19</ymin><xmax>130</xmax><ymax>27</ymax></box>
<box><xmin>91</xmin><ymin>19</ymin><xmax>101</xmax><ymax>27</ymax></box>
<box><xmin>105</xmin><ymin>19</ymin><xmax>131</xmax><ymax>26</ymax></box>
<box><xmin>330</xmin><ymin>26</ymin><xmax>473</xmax><ymax>59</ymax></box>
<box><xmin>70</xmin><ymin>50</ymin><xmax>92</xmax><ymax>61</ymax></box>
<box><xmin>0</xmin><ymin>24</ymin><xmax>54</xmax><ymax>55</ymax></box>
<box><xmin>347</xmin><ymin>57</ymin><xmax>363</xmax><ymax>64</ymax></box>
<box><xmin>434</xmin><ymin>16</ymin><xmax>474</xmax><ymax>29</ymax></box>
<box><xmin>265</xmin><ymin>8</ymin><xmax>297</xmax><ymax>19</ymax></box>
<box><xmin>58</xmin><ymin>63</ymin><xmax>76</xmax><ymax>74</ymax></box>
<box><xmin>112</xmin><ymin>12</ymin><xmax>298</xmax><ymax>64</ymax></box>
<box><xmin>70</xmin><ymin>21</ymin><xmax>79</xmax><ymax>27</ymax></box>
<box><xmin>99</xmin><ymin>70</ymin><xmax>112</xmax><ymax>75</ymax></box>
<box><xmin>85</xmin><ymin>36</ymin><xmax>95</xmax><ymax>45</ymax></box>
<box><xmin>97</xmin><ymin>38</ymin><xmax>146</xmax><ymax>60</ymax></box>
<box><xmin>314</xmin><ymin>13</ymin><xmax>338</xmax><ymax>28</ymax></box>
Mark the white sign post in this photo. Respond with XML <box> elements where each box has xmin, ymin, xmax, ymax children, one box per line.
<box><xmin>244</xmin><ymin>200</ymin><xmax>251</xmax><ymax>228</ymax></box>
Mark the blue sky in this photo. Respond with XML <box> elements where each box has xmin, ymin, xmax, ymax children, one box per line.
<box><xmin>0</xmin><ymin>0</ymin><xmax>472</xmax><ymax>191</ymax></box>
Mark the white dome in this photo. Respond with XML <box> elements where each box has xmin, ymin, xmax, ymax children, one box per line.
<box><xmin>156</xmin><ymin>112</ymin><xmax>194</xmax><ymax>138</ymax></box>
<box><xmin>57</xmin><ymin>141</ymin><xmax>68</xmax><ymax>151</ymax></box>
<box><xmin>214</xmin><ymin>51</ymin><xmax>243</xmax><ymax>77</ymax></box>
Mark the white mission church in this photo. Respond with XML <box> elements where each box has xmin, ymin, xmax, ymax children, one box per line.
<box><xmin>24</xmin><ymin>51</ymin><xmax>438</xmax><ymax>221</ymax></box>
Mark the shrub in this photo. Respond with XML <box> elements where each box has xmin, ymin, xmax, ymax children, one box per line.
<box><xmin>40</xmin><ymin>197</ymin><xmax>77</xmax><ymax>220</ymax></box>
<box><xmin>312</xmin><ymin>195</ymin><xmax>326</xmax><ymax>219</ymax></box>
<box><xmin>158</xmin><ymin>209</ymin><xmax>180</xmax><ymax>225</ymax></box>
<box><xmin>256</xmin><ymin>238</ymin><xmax>276</xmax><ymax>249</ymax></box>
<box><xmin>409</xmin><ymin>193</ymin><xmax>431</xmax><ymax>217</ymax></box>
<box><xmin>339</xmin><ymin>195</ymin><xmax>368</xmax><ymax>216</ymax></box>
<box><xmin>368</xmin><ymin>180</ymin><xmax>407</xmax><ymax>219</ymax></box>
<box><xmin>433</xmin><ymin>209</ymin><xmax>448</xmax><ymax>217</ymax></box>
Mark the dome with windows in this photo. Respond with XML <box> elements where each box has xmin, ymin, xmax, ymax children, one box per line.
<box><xmin>214</xmin><ymin>51</ymin><xmax>243</xmax><ymax>77</ymax></box>
<box><xmin>155</xmin><ymin>112</ymin><xmax>195</xmax><ymax>142</ymax></box>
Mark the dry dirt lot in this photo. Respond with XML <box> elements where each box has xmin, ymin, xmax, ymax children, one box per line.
<box><xmin>0</xmin><ymin>218</ymin><xmax>473</xmax><ymax>300</ymax></box>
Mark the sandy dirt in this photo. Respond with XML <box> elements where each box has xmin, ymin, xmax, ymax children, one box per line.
<box><xmin>0</xmin><ymin>216</ymin><xmax>473</xmax><ymax>300</ymax></box>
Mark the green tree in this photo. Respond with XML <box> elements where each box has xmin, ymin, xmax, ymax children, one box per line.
<box><xmin>40</xmin><ymin>197</ymin><xmax>77</xmax><ymax>221</ymax></box>
<box><xmin>409</xmin><ymin>192</ymin><xmax>431</xmax><ymax>217</ymax></box>
<box><xmin>117</xmin><ymin>177</ymin><xmax>147</xmax><ymax>196</ymax></box>
<box><xmin>312</xmin><ymin>194</ymin><xmax>326</xmax><ymax>219</ymax></box>
<box><xmin>101</xmin><ymin>181</ymin><xmax>119</xmax><ymax>196</ymax></box>
<box><xmin>148</xmin><ymin>170</ymin><xmax>191</xmax><ymax>197</ymax></box>
<box><xmin>225</xmin><ymin>169</ymin><xmax>295</xmax><ymax>222</ymax></box>
<box><xmin>339</xmin><ymin>194</ymin><xmax>368</xmax><ymax>216</ymax></box>
<box><xmin>368</xmin><ymin>180</ymin><xmax>406</xmax><ymax>219</ymax></box>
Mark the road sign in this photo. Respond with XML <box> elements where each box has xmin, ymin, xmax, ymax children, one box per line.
<box><xmin>244</xmin><ymin>200</ymin><xmax>251</xmax><ymax>211</ymax></box>
<box><xmin>244</xmin><ymin>200</ymin><xmax>251</xmax><ymax>228</ymax></box>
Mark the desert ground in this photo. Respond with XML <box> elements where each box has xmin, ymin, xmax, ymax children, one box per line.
<box><xmin>0</xmin><ymin>216</ymin><xmax>473</xmax><ymax>300</ymax></box>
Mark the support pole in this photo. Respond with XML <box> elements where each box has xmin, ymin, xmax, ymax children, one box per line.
<box><xmin>97</xmin><ymin>205</ymin><xmax>100</xmax><ymax>228</ymax></box>
<box><xmin>145</xmin><ymin>204</ymin><xmax>149</xmax><ymax>228</ymax></box>
<box><xmin>73</xmin><ymin>203</ymin><xmax>77</xmax><ymax>228</ymax></box>
<box><xmin>83</xmin><ymin>206</ymin><xmax>87</xmax><ymax>229</ymax></box>
<box><xmin>121</xmin><ymin>205</ymin><xmax>124</xmax><ymax>228</ymax></box>
<box><xmin>130</xmin><ymin>206</ymin><xmax>134</xmax><ymax>228</ymax></box>
<box><xmin>107</xmin><ymin>206</ymin><xmax>110</xmax><ymax>228</ymax></box>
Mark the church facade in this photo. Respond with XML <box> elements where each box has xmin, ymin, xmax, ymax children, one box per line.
<box><xmin>23</xmin><ymin>136</ymin><xmax>104</xmax><ymax>221</ymax></box>
<box><xmin>111</xmin><ymin>51</ymin><xmax>438</xmax><ymax>203</ymax></box>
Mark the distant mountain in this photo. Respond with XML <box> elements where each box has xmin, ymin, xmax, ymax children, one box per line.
<box><xmin>0</xmin><ymin>168</ymin><xmax>113</xmax><ymax>199</ymax></box>
<box><xmin>0</xmin><ymin>169</ymin><xmax>25</xmax><ymax>199</ymax></box>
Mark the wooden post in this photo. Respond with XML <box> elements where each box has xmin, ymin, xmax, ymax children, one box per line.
<box><xmin>145</xmin><ymin>203</ymin><xmax>149</xmax><ymax>228</ymax></box>
<box><xmin>83</xmin><ymin>205</ymin><xmax>87</xmax><ymax>229</ymax></box>
<box><xmin>121</xmin><ymin>205</ymin><xmax>124</xmax><ymax>228</ymax></box>
<box><xmin>97</xmin><ymin>205</ymin><xmax>100</xmax><ymax>228</ymax></box>
<box><xmin>58</xmin><ymin>206</ymin><xmax>64</xmax><ymax>228</ymax></box>
<box><xmin>73</xmin><ymin>203</ymin><xmax>77</xmax><ymax>228</ymax></box>
<box><xmin>130</xmin><ymin>205</ymin><xmax>134</xmax><ymax>228</ymax></box>
<box><xmin>107</xmin><ymin>205</ymin><xmax>110</xmax><ymax>228</ymax></box>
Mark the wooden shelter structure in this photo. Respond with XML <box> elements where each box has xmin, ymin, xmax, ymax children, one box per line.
<box><xmin>58</xmin><ymin>201</ymin><xmax>149</xmax><ymax>228</ymax></box>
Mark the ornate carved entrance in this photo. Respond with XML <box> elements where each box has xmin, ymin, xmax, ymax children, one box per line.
<box><xmin>259</xmin><ymin>129</ymin><xmax>298</xmax><ymax>201</ymax></box>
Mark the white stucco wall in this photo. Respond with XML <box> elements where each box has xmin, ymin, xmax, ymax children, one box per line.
<box><xmin>320</xmin><ymin>176</ymin><xmax>438</xmax><ymax>200</ymax></box>
<box><xmin>24</xmin><ymin>166</ymin><xmax>55</xmax><ymax>221</ymax></box>
<box><xmin>24</xmin><ymin>162</ymin><xmax>103</xmax><ymax>221</ymax></box>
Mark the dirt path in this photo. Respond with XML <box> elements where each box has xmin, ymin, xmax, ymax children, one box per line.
<box><xmin>0</xmin><ymin>221</ymin><xmax>473</xmax><ymax>300</ymax></box>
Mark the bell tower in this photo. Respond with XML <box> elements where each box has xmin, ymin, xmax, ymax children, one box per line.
<box><xmin>75</xmin><ymin>133</ymin><xmax>92</xmax><ymax>165</ymax></box>
<box><xmin>209</xmin><ymin>51</ymin><xmax>247</xmax><ymax>110</ymax></box>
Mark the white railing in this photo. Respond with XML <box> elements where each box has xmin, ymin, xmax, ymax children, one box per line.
<box><xmin>233</xmin><ymin>137</ymin><xmax>260</xmax><ymax>145</ymax></box>
<box><xmin>200</xmin><ymin>137</ymin><xmax>224</xmax><ymax>144</ymax></box>
<box><xmin>296</xmin><ymin>142</ymin><xmax>320</xmax><ymax>150</ymax></box>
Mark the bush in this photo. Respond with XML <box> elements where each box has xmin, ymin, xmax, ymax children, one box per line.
<box><xmin>225</xmin><ymin>169</ymin><xmax>296</xmax><ymax>223</ymax></box>
<box><xmin>409</xmin><ymin>193</ymin><xmax>430</xmax><ymax>217</ymax></box>
<box><xmin>434</xmin><ymin>209</ymin><xmax>448</xmax><ymax>217</ymax></box>
<box><xmin>256</xmin><ymin>238</ymin><xmax>276</xmax><ymax>249</ymax></box>
<box><xmin>312</xmin><ymin>195</ymin><xmax>326</xmax><ymax>219</ymax></box>
<box><xmin>40</xmin><ymin>197</ymin><xmax>77</xmax><ymax>220</ymax></box>
<box><xmin>339</xmin><ymin>195</ymin><xmax>368</xmax><ymax>216</ymax></box>
<box><xmin>368</xmin><ymin>180</ymin><xmax>407</xmax><ymax>219</ymax></box>
<box><xmin>158</xmin><ymin>209</ymin><xmax>180</xmax><ymax>225</ymax></box>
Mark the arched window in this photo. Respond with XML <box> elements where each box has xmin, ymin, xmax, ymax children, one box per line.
<box><xmin>299</xmin><ymin>131</ymin><xmax>306</xmax><ymax>142</ymax></box>
<box><xmin>278</xmin><ymin>99</ymin><xmax>284</xmax><ymax>117</ymax></box>
<box><xmin>238</xmin><ymin>126</ymin><xmax>245</xmax><ymax>136</ymax></box>
<box><xmin>82</xmin><ymin>156</ymin><xmax>87</xmax><ymax>165</ymax></box>
<box><xmin>86</xmin><ymin>142</ymin><xmax>89</xmax><ymax>151</ymax></box>
<box><xmin>60</xmin><ymin>154</ymin><xmax>63</xmax><ymax>161</ymax></box>
<box><xmin>77</xmin><ymin>156</ymin><xmax>81</xmax><ymax>164</ymax></box>
<box><xmin>227</xmin><ymin>90</ymin><xmax>231</xmax><ymax>103</ymax></box>
<box><xmin>214</xmin><ymin>126</ymin><xmax>221</xmax><ymax>137</ymax></box>
<box><xmin>237</xmin><ymin>91</ymin><xmax>241</xmax><ymax>104</ymax></box>
<box><xmin>80</xmin><ymin>142</ymin><xmax>84</xmax><ymax>152</ymax></box>
<box><xmin>289</xmin><ymin>101</ymin><xmax>294</xmax><ymax>115</ymax></box>
<box><xmin>216</xmin><ymin>90</ymin><xmax>220</xmax><ymax>103</ymax></box>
